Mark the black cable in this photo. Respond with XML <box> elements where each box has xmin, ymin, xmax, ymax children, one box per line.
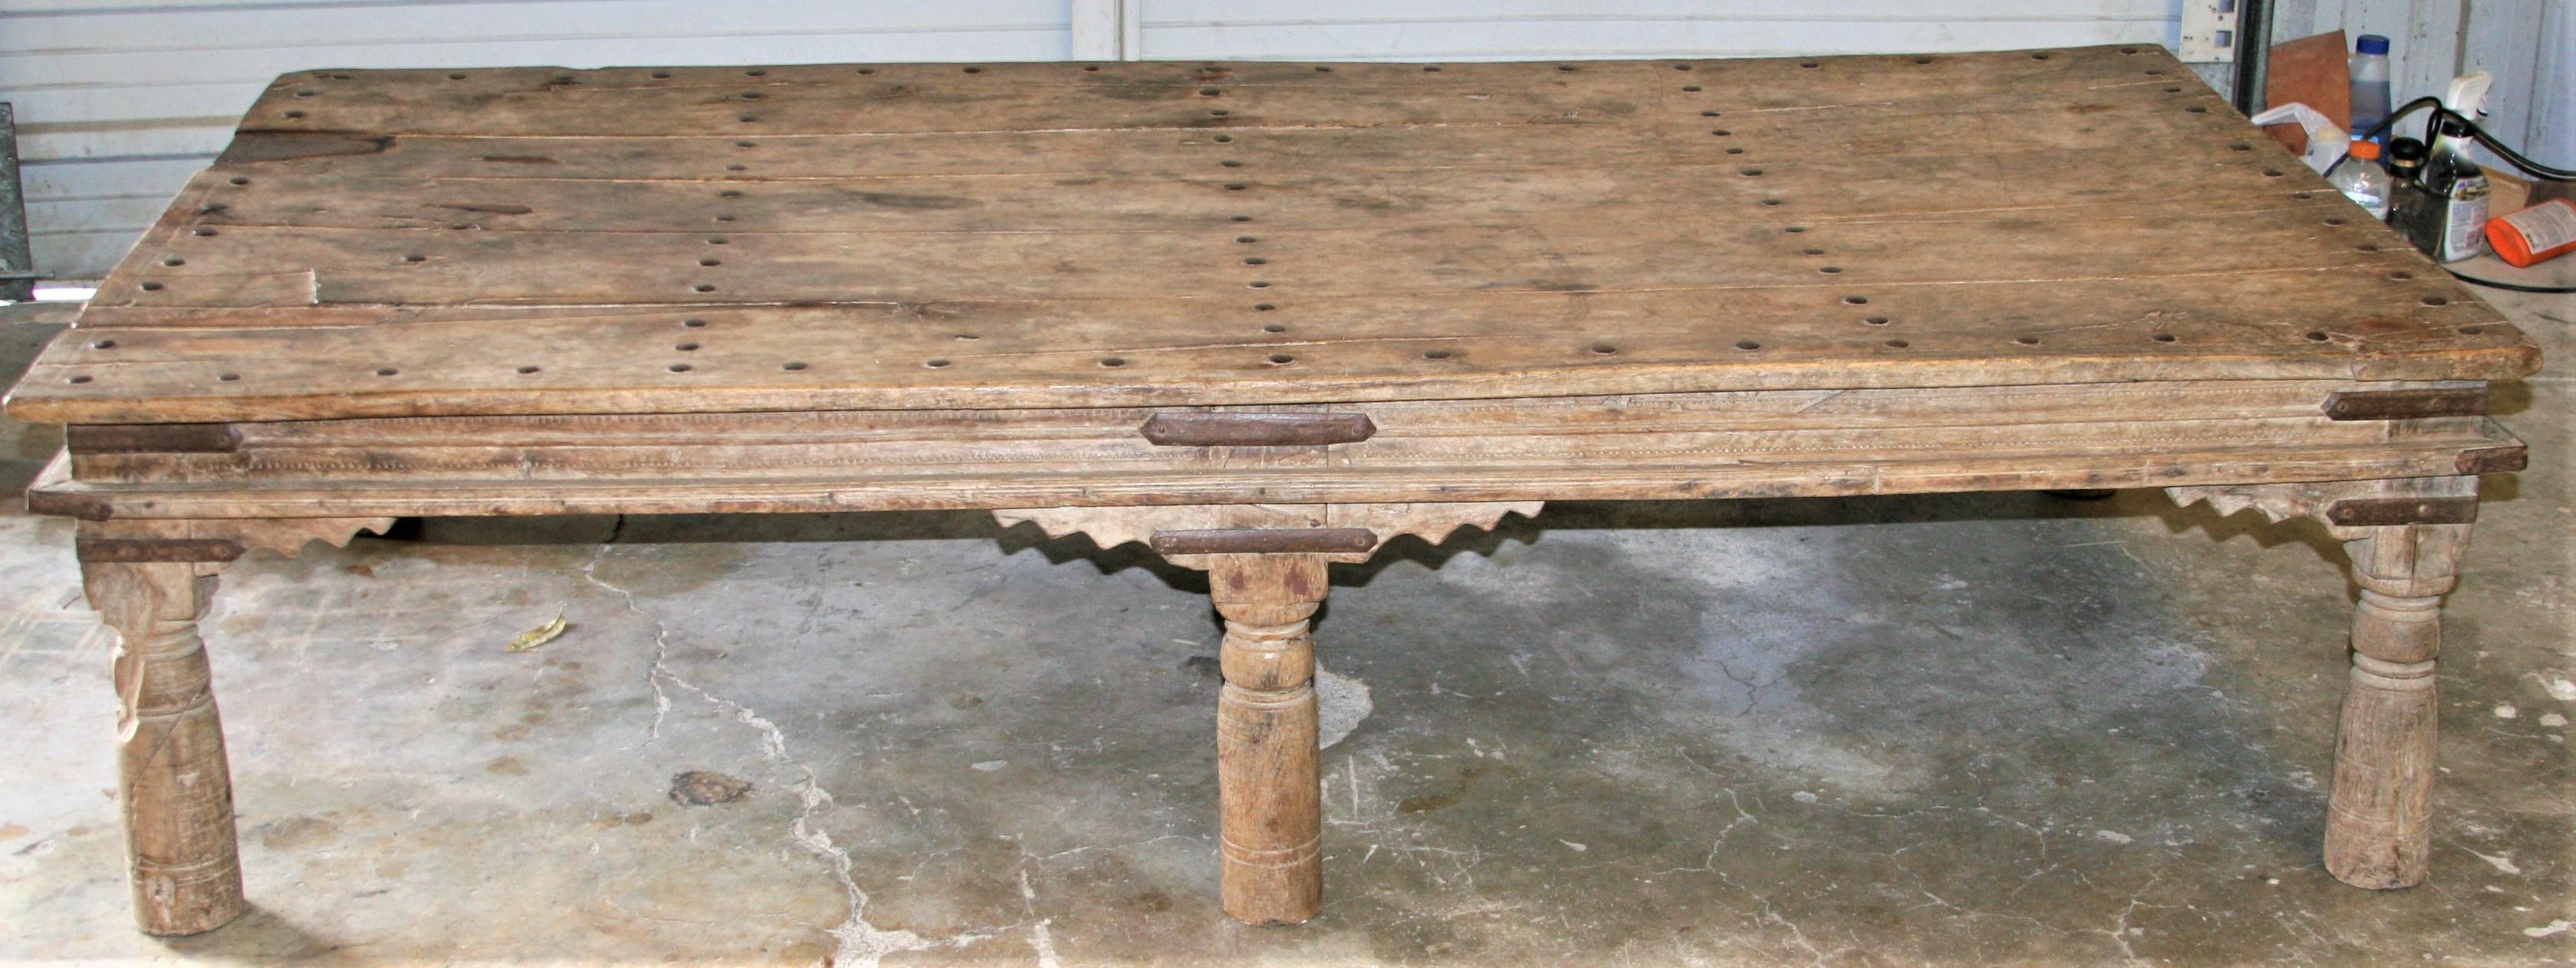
<box><xmin>2442</xmin><ymin>267</ymin><xmax>2576</xmax><ymax>294</ymax></box>
<box><xmin>2358</xmin><ymin>96</ymin><xmax>2576</xmax><ymax>181</ymax></box>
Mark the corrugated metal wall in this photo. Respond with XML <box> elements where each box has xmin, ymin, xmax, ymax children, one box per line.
<box><xmin>2</xmin><ymin>0</ymin><xmax>2185</xmax><ymax>279</ymax></box>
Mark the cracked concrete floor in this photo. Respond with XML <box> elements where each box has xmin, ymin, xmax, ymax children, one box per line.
<box><xmin>2</xmin><ymin>292</ymin><xmax>2571</xmax><ymax>966</ymax></box>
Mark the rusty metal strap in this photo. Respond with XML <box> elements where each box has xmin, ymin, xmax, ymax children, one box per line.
<box><xmin>1139</xmin><ymin>412</ymin><xmax>1375</xmax><ymax>447</ymax></box>
<box><xmin>1149</xmin><ymin>528</ymin><xmax>1378</xmax><ymax>555</ymax></box>
<box><xmin>74</xmin><ymin>538</ymin><xmax>245</xmax><ymax>563</ymax></box>
<box><xmin>2323</xmin><ymin>496</ymin><xmax>2480</xmax><ymax>527</ymax></box>
<box><xmin>2321</xmin><ymin>387</ymin><xmax>2488</xmax><ymax>420</ymax></box>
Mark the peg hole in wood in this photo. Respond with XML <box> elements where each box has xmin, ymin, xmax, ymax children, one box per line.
<box><xmin>745</xmin><ymin>68</ymin><xmax>767</xmax><ymax>76</ymax></box>
<box><xmin>2031</xmin><ymin>52</ymin><xmax>2052</xmax><ymax>60</ymax></box>
<box><xmin>675</xmin><ymin>342</ymin><xmax>699</xmax><ymax>351</ymax></box>
<box><xmin>1210</xmin><ymin>109</ymin><xmax>1230</xmax><ymax>117</ymax></box>
<box><xmin>738</xmin><ymin>114</ymin><xmax>758</xmax><ymax>123</ymax></box>
<box><xmin>682</xmin><ymin>318</ymin><xmax>708</xmax><ymax>328</ymax></box>
<box><xmin>1230</xmin><ymin>215</ymin><xmax>1253</xmax><ymax>222</ymax></box>
<box><xmin>1200</xmin><ymin>87</ymin><xmax>1221</xmax><ymax>95</ymax></box>
<box><xmin>2305</xmin><ymin>330</ymin><xmax>2331</xmax><ymax>341</ymax></box>
<box><xmin>1079</xmin><ymin>66</ymin><xmax>1095</xmax><ymax>72</ymax></box>
<box><xmin>725</xmin><ymin>163</ymin><xmax>746</xmax><ymax>171</ymax></box>
<box><xmin>738</xmin><ymin>91</ymin><xmax>761</xmax><ymax>100</ymax></box>
<box><xmin>782</xmin><ymin>361</ymin><xmax>807</xmax><ymax>370</ymax></box>
<box><xmin>1213</xmin><ymin>134</ymin><xmax>1234</xmax><ymax>143</ymax></box>
<box><xmin>1842</xmin><ymin>295</ymin><xmax>1869</xmax><ymax>305</ymax></box>
<box><xmin>284</xmin><ymin>110</ymin><xmax>306</xmax><ymax>119</ymax></box>
<box><xmin>2185</xmin><ymin>105</ymin><xmax>2208</xmax><ymax>114</ymax></box>
<box><xmin>91</xmin><ymin>339</ymin><xmax>115</xmax><ymax>349</ymax></box>
<box><xmin>1863</xmin><ymin>316</ymin><xmax>1891</xmax><ymax>325</ymax></box>
<box><xmin>1558</xmin><ymin>64</ymin><xmax>1578</xmax><ymax>71</ymax></box>
<box><xmin>925</xmin><ymin>358</ymin><xmax>950</xmax><ymax>367</ymax></box>
<box><xmin>1248</xmin><ymin>281</ymin><xmax>1270</xmax><ymax>288</ymax></box>
<box><xmin>693</xmin><ymin>284</ymin><xmax>716</xmax><ymax>292</ymax></box>
<box><xmin>1268</xmin><ymin>354</ymin><xmax>1296</xmax><ymax>365</ymax></box>
<box><xmin>2459</xmin><ymin>324</ymin><xmax>2486</xmax><ymax>334</ymax></box>
<box><xmin>2163</xmin><ymin>85</ymin><xmax>2183</xmax><ymax>93</ymax></box>
<box><xmin>700</xmin><ymin>258</ymin><xmax>721</xmax><ymax>266</ymax></box>
<box><xmin>734</xmin><ymin>140</ymin><xmax>754</xmax><ymax>148</ymax></box>
<box><xmin>2290</xmin><ymin>192</ymin><xmax>2314</xmax><ymax>200</ymax></box>
<box><xmin>1254</xmin><ymin>303</ymin><xmax>1276</xmax><ymax>311</ymax></box>
<box><xmin>1221</xmin><ymin>160</ymin><xmax>1243</xmax><ymax>167</ymax></box>
<box><xmin>2420</xmin><ymin>295</ymin><xmax>2449</xmax><ymax>307</ymax></box>
<box><xmin>219</xmin><ymin>373</ymin><xmax>239</xmax><ymax>381</ymax></box>
<box><xmin>1243</xmin><ymin>257</ymin><xmax>1267</xmax><ymax>265</ymax></box>
<box><xmin>2121</xmin><ymin>46</ymin><xmax>2141</xmax><ymax>54</ymax></box>
<box><xmin>1725</xmin><ymin>147</ymin><xmax>1746</xmax><ymax>155</ymax></box>
<box><xmin>1799</xmin><ymin>61</ymin><xmax>1819</xmax><ymax>68</ymax></box>
<box><xmin>162</xmin><ymin>257</ymin><xmax>184</xmax><ymax>266</ymax></box>
<box><xmin>718</xmin><ymin>189</ymin><xmax>744</xmax><ymax>198</ymax></box>
<box><xmin>955</xmin><ymin>333</ymin><xmax>980</xmax><ymax>341</ymax></box>
<box><xmin>2145</xmin><ymin>68</ymin><xmax>2167</xmax><ymax>75</ymax></box>
<box><xmin>1819</xmin><ymin>265</ymin><xmax>1842</xmax><ymax>274</ymax></box>
<box><xmin>1783</xmin><ymin>226</ymin><xmax>1807</xmax><ymax>233</ymax></box>
<box><xmin>228</xmin><ymin>176</ymin><xmax>249</xmax><ymax>186</ymax></box>
<box><xmin>1683</xmin><ymin>85</ymin><xmax>1702</xmax><ymax>92</ymax></box>
<box><xmin>1589</xmin><ymin>343</ymin><xmax>1618</xmax><ymax>355</ymax></box>
<box><xmin>1800</xmin><ymin>247</ymin><xmax>1825</xmax><ymax>255</ymax></box>
<box><xmin>192</xmin><ymin>228</ymin><xmax>218</xmax><ymax>237</ymax></box>
<box><xmin>402</xmin><ymin>254</ymin><xmax>426</xmax><ymax>262</ymax></box>
<box><xmin>2263</xmin><ymin>169</ymin><xmax>2284</xmax><ymax>176</ymax></box>
<box><xmin>2015</xmin><ymin>335</ymin><xmax>2040</xmax><ymax>345</ymax></box>
<box><xmin>1710</xmin><ymin>129</ymin><xmax>1730</xmax><ymax>136</ymax></box>
<box><xmin>1263</xmin><ymin>323</ymin><xmax>1286</xmax><ymax>332</ymax></box>
<box><xmin>1884</xmin><ymin>338</ymin><xmax>1910</xmax><ymax>347</ymax></box>
<box><xmin>668</xmin><ymin>363</ymin><xmax>693</xmax><ymax>372</ymax></box>
<box><xmin>140</xmin><ymin>281</ymin><xmax>164</xmax><ymax>291</ymax></box>
<box><xmin>448</xmin><ymin>72</ymin><xmax>467</xmax><ymax>80</ymax></box>
<box><xmin>713</xmin><ymin>216</ymin><xmax>734</xmax><ymax>222</ymax></box>
<box><xmin>375</xmin><ymin>367</ymin><xmax>398</xmax><ymax>376</ymax></box>
<box><xmin>1740</xmin><ymin>167</ymin><xmax>1765</xmax><ymax>176</ymax></box>
<box><xmin>1735</xmin><ymin>340</ymin><xmax>1760</xmax><ymax>351</ymax></box>
<box><xmin>2322</xmin><ymin>216</ymin><xmax>2346</xmax><ymax>226</ymax></box>
<box><xmin>652</xmin><ymin>71</ymin><xmax>672</xmax><ymax>79</ymax></box>
<box><xmin>1224</xmin><ymin>183</ymin><xmax>1247</xmax><ymax>190</ymax></box>
<box><xmin>2229</xmin><ymin>142</ymin><xmax>2252</xmax><ymax>152</ymax></box>
<box><xmin>2152</xmin><ymin>333</ymin><xmax>2178</xmax><ymax>342</ymax></box>
<box><xmin>2387</xmin><ymin>270</ymin><xmax>2413</xmax><ymax>280</ymax></box>
<box><xmin>1424</xmin><ymin>349</ymin><xmax>1453</xmax><ymax>360</ymax></box>
<box><xmin>708</xmin><ymin>236</ymin><xmax>728</xmax><ymax>244</ymax></box>
<box><xmin>1315</xmin><ymin>66</ymin><xmax>1332</xmax><ymax>72</ymax></box>
<box><xmin>964</xmin><ymin>67</ymin><xmax>984</xmax><ymax>74</ymax></box>
<box><xmin>2355</xmin><ymin>242</ymin><xmax>2380</xmax><ymax>252</ymax></box>
<box><xmin>1100</xmin><ymin>357</ymin><xmax>1126</xmax><ymax>367</ymax></box>
<box><xmin>1237</xmin><ymin>235</ymin><xmax>1257</xmax><ymax>243</ymax></box>
<box><xmin>1702</xmin><ymin>110</ymin><xmax>1721</xmax><ymax>117</ymax></box>
<box><xmin>67</xmin><ymin>375</ymin><xmax>91</xmax><ymax>384</ymax></box>
<box><xmin>517</xmin><ymin>365</ymin><xmax>540</xmax><ymax>374</ymax></box>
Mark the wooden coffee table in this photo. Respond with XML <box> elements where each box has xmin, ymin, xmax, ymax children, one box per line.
<box><xmin>4</xmin><ymin>46</ymin><xmax>2538</xmax><ymax>936</ymax></box>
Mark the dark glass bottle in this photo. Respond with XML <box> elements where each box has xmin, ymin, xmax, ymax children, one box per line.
<box><xmin>2385</xmin><ymin>137</ymin><xmax>2443</xmax><ymax>255</ymax></box>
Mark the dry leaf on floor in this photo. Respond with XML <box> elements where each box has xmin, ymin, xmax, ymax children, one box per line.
<box><xmin>504</xmin><ymin>607</ymin><xmax>568</xmax><ymax>653</ymax></box>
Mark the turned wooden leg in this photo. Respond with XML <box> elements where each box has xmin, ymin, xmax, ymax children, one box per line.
<box><xmin>79</xmin><ymin>557</ymin><xmax>245</xmax><ymax>935</ymax></box>
<box><xmin>1208</xmin><ymin>554</ymin><xmax>1327</xmax><ymax>925</ymax></box>
<box><xmin>2325</xmin><ymin>522</ymin><xmax>2469</xmax><ymax>889</ymax></box>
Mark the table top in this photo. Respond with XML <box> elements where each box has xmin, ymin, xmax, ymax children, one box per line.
<box><xmin>5</xmin><ymin>45</ymin><xmax>2538</xmax><ymax>426</ymax></box>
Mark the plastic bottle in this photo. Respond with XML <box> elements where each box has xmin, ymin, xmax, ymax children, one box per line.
<box><xmin>2325</xmin><ymin>140</ymin><xmax>2391</xmax><ymax>219</ymax></box>
<box><xmin>2486</xmin><ymin>199</ymin><xmax>2576</xmax><ymax>267</ymax></box>
<box><xmin>2350</xmin><ymin>35</ymin><xmax>2394</xmax><ymax>143</ymax></box>
<box><xmin>2420</xmin><ymin>116</ymin><xmax>2491</xmax><ymax>261</ymax></box>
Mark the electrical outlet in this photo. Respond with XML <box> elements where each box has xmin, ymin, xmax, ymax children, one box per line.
<box><xmin>2179</xmin><ymin>0</ymin><xmax>2239</xmax><ymax>62</ymax></box>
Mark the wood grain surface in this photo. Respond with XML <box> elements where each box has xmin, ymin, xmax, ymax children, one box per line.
<box><xmin>2</xmin><ymin>45</ymin><xmax>2538</xmax><ymax>426</ymax></box>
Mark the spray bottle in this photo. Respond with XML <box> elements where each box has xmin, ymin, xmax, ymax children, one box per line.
<box><xmin>2419</xmin><ymin>73</ymin><xmax>2494</xmax><ymax>262</ymax></box>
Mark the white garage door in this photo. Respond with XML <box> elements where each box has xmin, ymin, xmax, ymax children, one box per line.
<box><xmin>0</xmin><ymin>0</ymin><xmax>2183</xmax><ymax>280</ymax></box>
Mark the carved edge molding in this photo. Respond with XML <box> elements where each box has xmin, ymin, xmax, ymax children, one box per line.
<box><xmin>994</xmin><ymin>502</ymin><xmax>1543</xmax><ymax>565</ymax></box>
<box><xmin>76</xmin><ymin>517</ymin><xmax>399</xmax><ymax>573</ymax></box>
<box><xmin>2164</xmin><ymin>476</ymin><xmax>2479</xmax><ymax>539</ymax></box>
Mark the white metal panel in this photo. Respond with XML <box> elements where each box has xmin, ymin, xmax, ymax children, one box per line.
<box><xmin>1138</xmin><ymin>0</ymin><xmax>2180</xmax><ymax>60</ymax></box>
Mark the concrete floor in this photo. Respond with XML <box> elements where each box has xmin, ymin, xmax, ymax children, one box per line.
<box><xmin>2</xmin><ymin>294</ymin><xmax>2570</xmax><ymax>966</ymax></box>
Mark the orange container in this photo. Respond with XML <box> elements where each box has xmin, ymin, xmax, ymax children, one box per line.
<box><xmin>2486</xmin><ymin>198</ymin><xmax>2576</xmax><ymax>267</ymax></box>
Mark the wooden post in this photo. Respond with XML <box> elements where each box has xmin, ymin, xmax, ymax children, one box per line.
<box><xmin>2325</xmin><ymin>522</ymin><xmax>2469</xmax><ymax>889</ymax></box>
<box><xmin>78</xmin><ymin>557</ymin><xmax>246</xmax><ymax>936</ymax></box>
<box><xmin>1207</xmin><ymin>553</ymin><xmax>1327</xmax><ymax>925</ymax></box>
